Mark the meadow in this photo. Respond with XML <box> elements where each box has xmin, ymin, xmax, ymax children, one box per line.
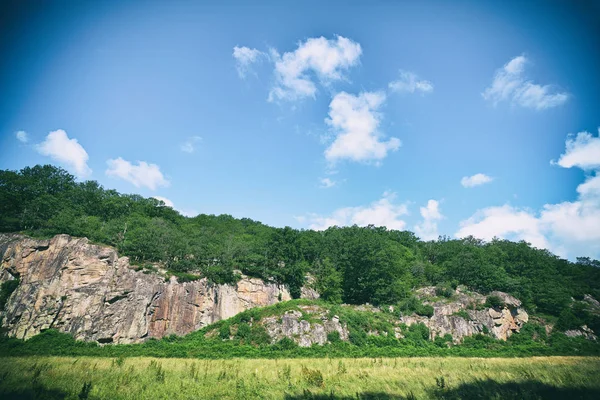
<box><xmin>0</xmin><ymin>356</ymin><xmax>599</xmax><ymax>399</ymax></box>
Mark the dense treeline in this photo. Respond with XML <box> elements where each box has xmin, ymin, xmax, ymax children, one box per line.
<box><xmin>1</xmin><ymin>165</ymin><xmax>600</xmax><ymax>325</ymax></box>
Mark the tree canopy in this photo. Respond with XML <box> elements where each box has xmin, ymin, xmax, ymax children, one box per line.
<box><xmin>1</xmin><ymin>165</ymin><xmax>599</xmax><ymax>319</ymax></box>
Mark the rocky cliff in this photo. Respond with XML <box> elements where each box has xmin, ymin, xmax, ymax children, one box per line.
<box><xmin>0</xmin><ymin>233</ymin><xmax>533</xmax><ymax>347</ymax></box>
<box><xmin>205</xmin><ymin>288</ymin><xmax>530</xmax><ymax>347</ymax></box>
<box><xmin>0</xmin><ymin>234</ymin><xmax>296</xmax><ymax>344</ymax></box>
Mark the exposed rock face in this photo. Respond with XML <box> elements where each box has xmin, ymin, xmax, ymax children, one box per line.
<box><xmin>0</xmin><ymin>234</ymin><xmax>304</xmax><ymax>344</ymax></box>
<box><xmin>401</xmin><ymin>287</ymin><xmax>529</xmax><ymax>342</ymax></box>
<box><xmin>565</xmin><ymin>325</ymin><xmax>597</xmax><ymax>341</ymax></box>
<box><xmin>263</xmin><ymin>306</ymin><xmax>349</xmax><ymax>347</ymax></box>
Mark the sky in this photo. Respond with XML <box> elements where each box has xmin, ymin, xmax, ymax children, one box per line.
<box><xmin>1</xmin><ymin>0</ymin><xmax>600</xmax><ymax>260</ymax></box>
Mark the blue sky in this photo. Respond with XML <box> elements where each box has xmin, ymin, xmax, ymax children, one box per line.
<box><xmin>1</xmin><ymin>0</ymin><xmax>600</xmax><ymax>259</ymax></box>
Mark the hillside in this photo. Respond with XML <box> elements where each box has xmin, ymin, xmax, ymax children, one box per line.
<box><xmin>1</xmin><ymin>165</ymin><xmax>600</xmax><ymax>357</ymax></box>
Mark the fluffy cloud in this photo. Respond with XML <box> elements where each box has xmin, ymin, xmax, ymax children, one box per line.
<box><xmin>388</xmin><ymin>70</ymin><xmax>433</xmax><ymax>94</ymax></box>
<box><xmin>324</xmin><ymin>91</ymin><xmax>400</xmax><ymax>163</ymax></box>
<box><xmin>554</xmin><ymin>129</ymin><xmax>600</xmax><ymax>170</ymax></box>
<box><xmin>456</xmin><ymin>205</ymin><xmax>551</xmax><ymax>250</ymax></box>
<box><xmin>482</xmin><ymin>55</ymin><xmax>568</xmax><ymax>110</ymax></box>
<box><xmin>180</xmin><ymin>136</ymin><xmax>202</xmax><ymax>153</ymax></box>
<box><xmin>152</xmin><ymin>196</ymin><xmax>174</xmax><ymax>208</ymax></box>
<box><xmin>105</xmin><ymin>158</ymin><xmax>169</xmax><ymax>190</ymax></box>
<box><xmin>15</xmin><ymin>130</ymin><xmax>28</xmax><ymax>143</ymax></box>
<box><xmin>319</xmin><ymin>177</ymin><xmax>336</xmax><ymax>188</ymax></box>
<box><xmin>36</xmin><ymin>129</ymin><xmax>92</xmax><ymax>178</ymax></box>
<box><xmin>303</xmin><ymin>191</ymin><xmax>409</xmax><ymax>231</ymax></box>
<box><xmin>152</xmin><ymin>196</ymin><xmax>198</xmax><ymax>217</ymax></box>
<box><xmin>268</xmin><ymin>36</ymin><xmax>362</xmax><ymax>102</ymax></box>
<box><xmin>233</xmin><ymin>46</ymin><xmax>267</xmax><ymax>78</ymax></box>
<box><xmin>461</xmin><ymin>173</ymin><xmax>494</xmax><ymax>188</ymax></box>
<box><xmin>414</xmin><ymin>200</ymin><xmax>443</xmax><ymax>241</ymax></box>
<box><xmin>456</xmin><ymin>129</ymin><xmax>600</xmax><ymax>259</ymax></box>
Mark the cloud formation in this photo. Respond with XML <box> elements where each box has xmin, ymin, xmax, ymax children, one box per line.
<box><xmin>456</xmin><ymin>128</ymin><xmax>600</xmax><ymax>259</ymax></box>
<box><xmin>461</xmin><ymin>173</ymin><xmax>494</xmax><ymax>188</ymax></box>
<box><xmin>36</xmin><ymin>129</ymin><xmax>92</xmax><ymax>178</ymax></box>
<box><xmin>303</xmin><ymin>191</ymin><xmax>409</xmax><ymax>231</ymax></box>
<box><xmin>553</xmin><ymin>129</ymin><xmax>600</xmax><ymax>170</ymax></box>
<box><xmin>268</xmin><ymin>36</ymin><xmax>362</xmax><ymax>102</ymax></box>
<box><xmin>180</xmin><ymin>136</ymin><xmax>202</xmax><ymax>153</ymax></box>
<box><xmin>414</xmin><ymin>199</ymin><xmax>443</xmax><ymax>241</ymax></box>
<box><xmin>324</xmin><ymin>91</ymin><xmax>400</xmax><ymax>163</ymax></box>
<box><xmin>389</xmin><ymin>70</ymin><xmax>434</xmax><ymax>94</ymax></box>
<box><xmin>15</xmin><ymin>130</ymin><xmax>28</xmax><ymax>143</ymax></box>
<box><xmin>482</xmin><ymin>55</ymin><xmax>568</xmax><ymax>110</ymax></box>
<box><xmin>152</xmin><ymin>196</ymin><xmax>198</xmax><ymax>217</ymax></box>
<box><xmin>319</xmin><ymin>177</ymin><xmax>336</xmax><ymax>188</ymax></box>
<box><xmin>232</xmin><ymin>46</ymin><xmax>267</xmax><ymax>78</ymax></box>
<box><xmin>106</xmin><ymin>157</ymin><xmax>169</xmax><ymax>190</ymax></box>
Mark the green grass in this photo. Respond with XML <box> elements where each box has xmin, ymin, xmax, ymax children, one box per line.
<box><xmin>0</xmin><ymin>356</ymin><xmax>598</xmax><ymax>399</ymax></box>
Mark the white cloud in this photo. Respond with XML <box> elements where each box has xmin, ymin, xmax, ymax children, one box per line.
<box><xmin>105</xmin><ymin>157</ymin><xmax>169</xmax><ymax>190</ymax></box>
<box><xmin>414</xmin><ymin>199</ymin><xmax>443</xmax><ymax>241</ymax></box>
<box><xmin>152</xmin><ymin>196</ymin><xmax>175</xmax><ymax>208</ymax></box>
<box><xmin>456</xmin><ymin>129</ymin><xmax>600</xmax><ymax>259</ymax></box>
<box><xmin>152</xmin><ymin>196</ymin><xmax>198</xmax><ymax>217</ymax></box>
<box><xmin>319</xmin><ymin>177</ymin><xmax>336</xmax><ymax>188</ymax></box>
<box><xmin>233</xmin><ymin>46</ymin><xmax>267</xmax><ymax>78</ymax></box>
<box><xmin>324</xmin><ymin>91</ymin><xmax>400</xmax><ymax>163</ymax></box>
<box><xmin>461</xmin><ymin>173</ymin><xmax>494</xmax><ymax>188</ymax></box>
<box><xmin>303</xmin><ymin>191</ymin><xmax>409</xmax><ymax>231</ymax></box>
<box><xmin>482</xmin><ymin>55</ymin><xmax>568</xmax><ymax>110</ymax></box>
<box><xmin>180</xmin><ymin>136</ymin><xmax>202</xmax><ymax>153</ymax></box>
<box><xmin>36</xmin><ymin>129</ymin><xmax>92</xmax><ymax>178</ymax></box>
<box><xmin>268</xmin><ymin>36</ymin><xmax>362</xmax><ymax>102</ymax></box>
<box><xmin>455</xmin><ymin>205</ymin><xmax>551</xmax><ymax>250</ymax></box>
<box><xmin>388</xmin><ymin>70</ymin><xmax>434</xmax><ymax>94</ymax></box>
<box><xmin>554</xmin><ymin>129</ymin><xmax>600</xmax><ymax>170</ymax></box>
<box><xmin>15</xmin><ymin>130</ymin><xmax>28</xmax><ymax>143</ymax></box>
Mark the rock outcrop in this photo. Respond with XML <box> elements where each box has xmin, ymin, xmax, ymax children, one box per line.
<box><xmin>399</xmin><ymin>287</ymin><xmax>529</xmax><ymax>342</ymax></box>
<box><xmin>262</xmin><ymin>306</ymin><xmax>349</xmax><ymax>347</ymax></box>
<box><xmin>0</xmin><ymin>233</ymin><xmax>534</xmax><ymax>346</ymax></box>
<box><xmin>0</xmin><ymin>234</ymin><xmax>302</xmax><ymax>344</ymax></box>
<box><xmin>564</xmin><ymin>325</ymin><xmax>597</xmax><ymax>341</ymax></box>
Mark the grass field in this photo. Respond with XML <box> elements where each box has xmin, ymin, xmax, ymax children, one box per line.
<box><xmin>0</xmin><ymin>357</ymin><xmax>599</xmax><ymax>399</ymax></box>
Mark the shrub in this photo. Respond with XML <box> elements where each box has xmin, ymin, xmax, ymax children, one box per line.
<box><xmin>405</xmin><ymin>323</ymin><xmax>430</xmax><ymax>341</ymax></box>
<box><xmin>416</xmin><ymin>304</ymin><xmax>434</xmax><ymax>317</ymax></box>
<box><xmin>452</xmin><ymin>310</ymin><xmax>470</xmax><ymax>320</ymax></box>
<box><xmin>349</xmin><ymin>330</ymin><xmax>367</xmax><ymax>346</ymax></box>
<box><xmin>301</xmin><ymin>366</ymin><xmax>324</xmax><ymax>387</ymax></box>
<box><xmin>327</xmin><ymin>331</ymin><xmax>341</xmax><ymax>344</ymax></box>
<box><xmin>0</xmin><ymin>279</ymin><xmax>19</xmax><ymax>310</ymax></box>
<box><xmin>218</xmin><ymin>323</ymin><xmax>231</xmax><ymax>340</ymax></box>
<box><xmin>485</xmin><ymin>295</ymin><xmax>503</xmax><ymax>308</ymax></box>
<box><xmin>435</xmin><ymin>283</ymin><xmax>454</xmax><ymax>298</ymax></box>
<box><xmin>235</xmin><ymin>323</ymin><xmax>251</xmax><ymax>341</ymax></box>
<box><xmin>274</xmin><ymin>337</ymin><xmax>297</xmax><ymax>350</ymax></box>
<box><xmin>249</xmin><ymin>325</ymin><xmax>271</xmax><ymax>346</ymax></box>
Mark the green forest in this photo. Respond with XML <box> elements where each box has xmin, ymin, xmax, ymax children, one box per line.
<box><xmin>1</xmin><ymin>164</ymin><xmax>600</xmax><ymax>336</ymax></box>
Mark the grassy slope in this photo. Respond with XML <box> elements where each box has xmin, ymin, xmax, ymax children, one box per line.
<box><xmin>0</xmin><ymin>356</ymin><xmax>599</xmax><ymax>399</ymax></box>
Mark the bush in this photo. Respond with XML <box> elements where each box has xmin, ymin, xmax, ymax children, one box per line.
<box><xmin>301</xmin><ymin>366</ymin><xmax>324</xmax><ymax>387</ymax></box>
<box><xmin>274</xmin><ymin>337</ymin><xmax>297</xmax><ymax>350</ymax></box>
<box><xmin>485</xmin><ymin>295</ymin><xmax>503</xmax><ymax>308</ymax></box>
<box><xmin>0</xmin><ymin>279</ymin><xmax>19</xmax><ymax>310</ymax></box>
<box><xmin>235</xmin><ymin>323</ymin><xmax>251</xmax><ymax>341</ymax></box>
<box><xmin>349</xmin><ymin>330</ymin><xmax>367</xmax><ymax>346</ymax></box>
<box><xmin>219</xmin><ymin>323</ymin><xmax>231</xmax><ymax>340</ymax></box>
<box><xmin>416</xmin><ymin>304</ymin><xmax>434</xmax><ymax>317</ymax></box>
<box><xmin>435</xmin><ymin>283</ymin><xmax>454</xmax><ymax>298</ymax></box>
<box><xmin>327</xmin><ymin>331</ymin><xmax>341</xmax><ymax>344</ymax></box>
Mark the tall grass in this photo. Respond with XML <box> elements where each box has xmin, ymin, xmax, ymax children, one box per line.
<box><xmin>0</xmin><ymin>356</ymin><xmax>598</xmax><ymax>399</ymax></box>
